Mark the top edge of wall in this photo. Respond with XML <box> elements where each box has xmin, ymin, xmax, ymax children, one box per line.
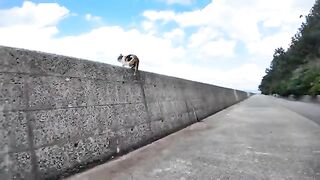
<box><xmin>0</xmin><ymin>45</ymin><xmax>251</xmax><ymax>93</ymax></box>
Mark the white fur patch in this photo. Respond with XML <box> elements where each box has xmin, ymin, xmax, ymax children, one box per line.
<box><xmin>119</xmin><ymin>56</ymin><xmax>130</xmax><ymax>67</ymax></box>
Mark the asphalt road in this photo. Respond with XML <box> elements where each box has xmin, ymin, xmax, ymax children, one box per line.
<box><xmin>276</xmin><ymin>97</ymin><xmax>320</xmax><ymax>125</ymax></box>
<box><xmin>68</xmin><ymin>95</ymin><xmax>320</xmax><ymax>180</ymax></box>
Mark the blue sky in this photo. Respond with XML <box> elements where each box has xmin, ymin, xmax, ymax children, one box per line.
<box><xmin>0</xmin><ymin>0</ymin><xmax>211</xmax><ymax>35</ymax></box>
<box><xmin>0</xmin><ymin>0</ymin><xmax>315</xmax><ymax>91</ymax></box>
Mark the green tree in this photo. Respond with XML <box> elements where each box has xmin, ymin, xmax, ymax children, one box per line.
<box><xmin>259</xmin><ymin>0</ymin><xmax>320</xmax><ymax>96</ymax></box>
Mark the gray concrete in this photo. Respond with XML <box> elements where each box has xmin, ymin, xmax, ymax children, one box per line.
<box><xmin>68</xmin><ymin>95</ymin><xmax>320</xmax><ymax>180</ymax></box>
<box><xmin>276</xmin><ymin>98</ymin><xmax>320</xmax><ymax>125</ymax></box>
<box><xmin>0</xmin><ymin>45</ymin><xmax>249</xmax><ymax>179</ymax></box>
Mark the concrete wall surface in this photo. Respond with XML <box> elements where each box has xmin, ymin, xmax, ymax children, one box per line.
<box><xmin>0</xmin><ymin>46</ymin><xmax>250</xmax><ymax>179</ymax></box>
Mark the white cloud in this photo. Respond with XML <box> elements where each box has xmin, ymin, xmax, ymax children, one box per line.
<box><xmin>186</xmin><ymin>27</ymin><xmax>237</xmax><ymax>58</ymax></box>
<box><xmin>144</xmin><ymin>0</ymin><xmax>314</xmax><ymax>54</ymax></box>
<box><xmin>199</xmin><ymin>39</ymin><xmax>237</xmax><ymax>58</ymax></box>
<box><xmin>4</xmin><ymin>27</ymin><xmax>186</xmax><ymax>71</ymax></box>
<box><xmin>163</xmin><ymin>28</ymin><xmax>185</xmax><ymax>44</ymax></box>
<box><xmin>141</xmin><ymin>20</ymin><xmax>159</xmax><ymax>35</ymax></box>
<box><xmin>247</xmin><ymin>31</ymin><xmax>295</xmax><ymax>57</ymax></box>
<box><xmin>0</xmin><ymin>1</ymin><xmax>69</xmax><ymax>50</ymax></box>
<box><xmin>143</xmin><ymin>10</ymin><xmax>176</xmax><ymax>22</ymax></box>
<box><xmin>145</xmin><ymin>62</ymin><xmax>264</xmax><ymax>90</ymax></box>
<box><xmin>188</xmin><ymin>27</ymin><xmax>221</xmax><ymax>48</ymax></box>
<box><xmin>141</xmin><ymin>20</ymin><xmax>155</xmax><ymax>31</ymax></box>
<box><xmin>85</xmin><ymin>13</ymin><xmax>102</xmax><ymax>22</ymax></box>
<box><xmin>0</xmin><ymin>0</ymin><xmax>316</xmax><ymax>91</ymax></box>
<box><xmin>0</xmin><ymin>1</ymin><xmax>69</xmax><ymax>27</ymax></box>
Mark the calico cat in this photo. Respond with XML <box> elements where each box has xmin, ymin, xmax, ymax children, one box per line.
<box><xmin>117</xmin><ymin>54</ymin><xmax>140</xmax><ymax>76</ymax></box>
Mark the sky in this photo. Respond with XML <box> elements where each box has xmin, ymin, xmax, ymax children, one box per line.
<box><xmin>0</xmin><ymin>0</ymin><xmax>316</xmax><ymax>92</ymax></box>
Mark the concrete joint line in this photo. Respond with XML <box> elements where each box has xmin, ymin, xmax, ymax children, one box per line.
<box><xmin>233</xmin><ymin>89</ymin><xmax>239</xmax><ymax>102</ymax></box>
<box><xmin>137</xmin><ymin>76</ymin><xmax>152</xmax><ymax>132</ymax></box>
<box><xmin>24</xmin><ymin>77</ymin><xmax>40</xmax><ymax>180</ymax></box>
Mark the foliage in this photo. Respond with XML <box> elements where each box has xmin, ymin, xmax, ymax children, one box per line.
<box><xmin>259</xmin><ymin>0</ymin><xmax>320</xmax><ymax>96</ymax></box>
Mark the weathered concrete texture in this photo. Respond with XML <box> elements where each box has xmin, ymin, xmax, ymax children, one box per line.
<box><xmin>68</xmin><ymin>95</ymin><xmax>320</xmax><ymax>180</ymax></box>
<box><xmin>0</xmin><ymin>45</ymin><xmax>250</xmax><ymax>179</ymax></box>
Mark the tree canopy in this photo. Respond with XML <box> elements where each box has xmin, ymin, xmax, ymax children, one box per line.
<box><xmin>259</xmin><ymin>0</ymin><xmax>320</xmax><ymax>96</ymax></box>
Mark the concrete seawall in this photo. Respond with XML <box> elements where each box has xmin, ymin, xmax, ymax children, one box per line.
<box><xmin>0</xmin><ymin>46</ymin><xmax>250</xmax><ymax>179</ymax></box>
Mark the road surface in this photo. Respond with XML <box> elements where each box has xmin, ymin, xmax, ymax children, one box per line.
<box><xmin>68</xmin><ymin>95</ymin><xmax>320</xmax><ymax>180</ymax></box>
